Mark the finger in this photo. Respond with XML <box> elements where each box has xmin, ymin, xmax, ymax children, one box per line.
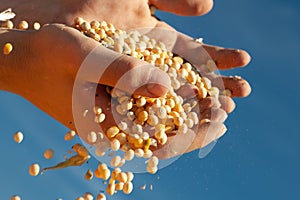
<box><xmin>202</xmin><ymin>44</ymin><xmax>251</xmax><ymax>70</ymax></box>
<box><xmin>200</xmin><ymin>108</ymin><xmax>228</xmax><ymax>123</ymax></box>
<box><xmin>149</xmin><ymin>0</ymin><xmax>213</xmax><ymax>16</ymax></box>
<box><xmin>221</xmin><ymin>76</ymin><xmax>251</xmax><ymax>97</ymax></box>
<box><xmin>153</xmin><ymin>128</ymin><xmax>196</xmax><ymax>159</ymax></box>
<box><xmin>176</xmin><ymin>83</ymin><xmax>234</xmax><ymax>113</ymax></box>
<box><xmin>78</xmin><ymin>45</ymin><xmax>171</xmax><ymax>98</ymax></box>
<box><xmin>173</xmin><ymin>32</ymin><xmax>251</xmax><ymax>70</ymax></box>
<box><xmin>210</xmin><ymin>76</ymin><xmax>251</xmax><ymax>98</ymax></box>
<box><xmin>203</xmin><ymin>73</ymin><xmax>251</xmax><ymax>98</ymax></box>
<box><xmin>198</xmin><ymin>97</ymin><xmax>221</xmax><ymax>112</ymax></box>
<box><xmin>219</xmin><ymin>95</ymin><xmax>236</xmax><ymax>113</ymax></box>
<box><xmin>152</xmin><ymin>22</ymin><xmax>251</xmax><ymax>70</ymax></box>
<box><xmin>198</xmin><ymin>96</ymin><xmax>235</xmax><ymax>115</ymax></box>
<box><xmin>185</xmin><ymin>121</ymin><xmax>227</xmax><ymax>153</ymax></box>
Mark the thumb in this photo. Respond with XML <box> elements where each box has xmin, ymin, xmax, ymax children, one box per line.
<box><xmin>78</xmin><ymin>45</ymin><xmax>171</xmax><ymax>97</ymax></box>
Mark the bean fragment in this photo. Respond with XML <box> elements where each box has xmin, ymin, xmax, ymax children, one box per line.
<box><xmin>85</xmin><ymin>169</ymin><xmax>93</xmax><ymax>181</ymax></box>
<box><xmin>140</xmin><ymin>184</ymin><xmax>146</xmax><ymax>190</ymax></box>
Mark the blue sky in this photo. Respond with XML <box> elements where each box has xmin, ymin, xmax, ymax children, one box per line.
<box><xmin>0</xmin><ymin>0</ymin><xmax>299</xmax><ymax>199</ymax></box>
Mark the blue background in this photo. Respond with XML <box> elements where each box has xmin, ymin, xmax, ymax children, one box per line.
<box><xmin>0</xmin><ymin>0</ymin><xmax>299</xmax><ymax>199</ymax></box>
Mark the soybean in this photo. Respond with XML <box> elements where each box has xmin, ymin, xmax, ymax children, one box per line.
<box><xmin>3</xmin><ymin>42</ymin><xmax>13</xmax><ymax>55</ymax></box>
<box><xmin>29</xmin><ymin>163</ymin><xmax>40</xmax><ymax>176</ymax></box>
<box><xmin>18</xmin><ymin>20</ymin><xmax>28</xmax><ymax>30</ymax></box>
<box><xmin>10</xmin><ymin>196</ymin><xmax>21</xmax><ymax>200</ymax></box>
<box><xmin>44</xmin><ymin>149</ymin><xmax>54</xmax><ymax>159</ymax></box>
<box><xmin>96</xmin><ymin>193</ymin><xmax>106</xmax><ymax>200</ymax></box>
<box><xmin>123</xmin><ymin>181</ymin><xmax>134</xmax><ymax>194</ymax></box>
<box><xmin>13</xmin><ymin>131</ymin><xmax>23</xmax><ymax>143</ymax></box>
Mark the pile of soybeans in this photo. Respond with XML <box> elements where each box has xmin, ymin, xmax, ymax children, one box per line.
<box><xmin>70</xmin><ymin>17</ymin><xmax>226</xmax><ymax>198</ymax></box>
<box><xmin>1</xmin><ymin>10</ymin><xmax>230</xmax><ymax>199</ymax></box>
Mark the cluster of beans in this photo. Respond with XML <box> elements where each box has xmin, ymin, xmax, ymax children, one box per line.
<box><xmin>72</xmin><ymin>17</ymin><xmax>226</xmax><ymax>197</ymax></box>
<box><xmin>2</xmin><ymin>9</ymin><xmax>228</xmax><ymax>199</ymax></box>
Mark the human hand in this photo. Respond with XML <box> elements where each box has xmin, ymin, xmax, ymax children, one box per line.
<box><xmin>1</xmin><ymin>23</ymin><xmax>170</xmax><ymax>126</ymax></box>
<box><xmin>0</xmin><ymin>0</ymin><xmax>251</xmax><ymax>159</ymax></box>
<box><xmin>1</xmin><ymin>0</ymin><xmax>250</xmax><ymax>98</ymax></box>
<box><xmin>1</xmin><ymin>0</ymin><xmax>250</xmax><ymax>107</ymax></box>
<box><xmin>68</xmin><ymin>20</ymin><xmax>233</xmax><ymax>160</ymax></box>
<box><xmin>1</xmin><ymin>22</ymin><xmax>225</xmax><ymax>161</ymax></box>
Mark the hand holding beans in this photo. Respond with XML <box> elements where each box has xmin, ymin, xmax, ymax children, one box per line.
<box><xmin>0</xmin><ymin>0</ymin><xmax>251</xmax><ymax>160</ymax></box>
<box><xmin>0</xmin><ymin>1</ymin><xmax>253</xmax><ymax>199</ymax></box>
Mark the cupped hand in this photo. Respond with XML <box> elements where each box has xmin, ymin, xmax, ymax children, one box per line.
<box><xmin>1</xmin><ymin>0</ymin><xmax>251</xmax><ymax>159</ymax></box>
<box><xmin>2</xmin><ymin>0</ymin><xmax>251</xmax><ymax>107</ymax></box>
<box><xmin>7</xmin><ymin>24</ymin><xmax>170</xmax><ymax>128</ymax></box>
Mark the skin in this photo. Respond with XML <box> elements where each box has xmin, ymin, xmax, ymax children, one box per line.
<box><xmin>0</xmin><ymin>0</ymin><xmax>251</xmax><ymax>159</ymax></box>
